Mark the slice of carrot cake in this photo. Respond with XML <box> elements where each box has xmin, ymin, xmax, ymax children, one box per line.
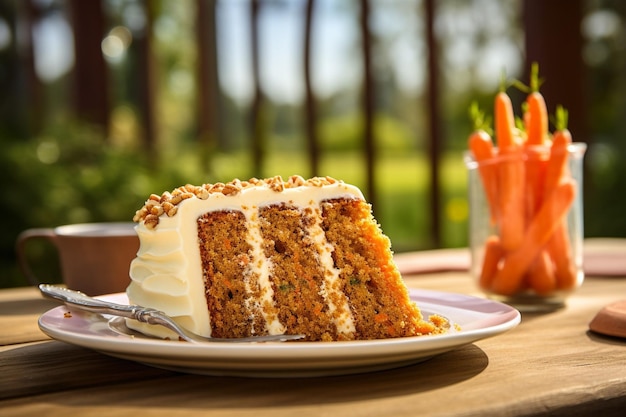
<box><xmin>127</xmin><ymin>175</ymin><xmax>447</xmax><ymax>341</ymax></box>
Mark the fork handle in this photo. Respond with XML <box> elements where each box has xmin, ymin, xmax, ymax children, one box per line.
<box><xmin>40</xmin><ymin>284</ymin><xmax>305</xmax><ymax>343</ymax></box>
<box><xmin>39</xmin><ymin>284</ymin><xmax>162</xmax><ymax>324</ymax></box>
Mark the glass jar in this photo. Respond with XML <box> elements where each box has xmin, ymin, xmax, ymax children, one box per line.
<box><xmin>465</xmin><ymin>142</ymin><xmax>586</xmax><ymax>311</ymax></box>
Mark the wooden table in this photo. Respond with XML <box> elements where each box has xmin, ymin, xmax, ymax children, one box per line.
<box><xmin>2</xmin><ymin>239</ymin><xmax>625</xmax><ymax>417</ymax></box>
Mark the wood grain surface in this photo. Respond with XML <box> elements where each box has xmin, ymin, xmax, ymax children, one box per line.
<box><xmin>1</xmin><ymin>241</ymin><xmax>625</xmax><ymax>417</ymax></box>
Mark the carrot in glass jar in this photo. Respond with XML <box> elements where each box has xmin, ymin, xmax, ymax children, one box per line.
<box><xmin>523</xmin><ymin>68</ymin><xmax>550</xmax><ymax>218</ymax></box>
<box><xmin>494</xmin><ymin>90</ymin><xmax>525</xmax><ymax>252</ymax></box>
<box><xmin>549</xmin><ymin>223</ymin><xmax>578</xmax><ymax>290</ymax></box>
<box><xmin>526</xmin><ymin>250</ymin><xmax>557</xmax><ymax>295</ymax></box>
<box><xmin>521</xmin><ymin>64</ymin><xmax>556</xmax><ymax>294</ymax></box>
<box><xmin>478</xmin><ymin>235</ymin><xmax>503</xmax><ymax>290</ymax></box>
<box><xmin>543</xmin><ymin>116</ymin><xmax>572</xmax><ymax>198</ymax></box>
<box><xmin>521</xmin><ymin>63</ymin><xmax>550</xmax><ymax>218</ymax></box>
<box><xmin>494</xmin><ymin>90</ymin><xmax>518</xmax><ymax>149</ymax></box>
<box><xmin>490</xmin><ymin>180</ymin><xmax>576</xmax><ymax>296</ymax></box>
<box><xmin>469</xmin><ymin>130</ymin><xmax>499</xmax><ymax>223</ymax></box>
<box><xmin>525</xmin><ymin>63</ymin><xmax>549</xmax><ymax>147</ymax></box>
<box><xmin>543</xmin><ymin>111</ymin><xmax>577</xmax><ymax>290</ymax></box>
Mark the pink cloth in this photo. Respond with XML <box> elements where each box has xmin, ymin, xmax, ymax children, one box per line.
<box><xmin>393</xmin><ymin>248</ymin><xmax>470</xmax><ymax>275</ymax></box>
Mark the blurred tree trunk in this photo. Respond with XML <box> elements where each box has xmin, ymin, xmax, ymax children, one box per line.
<box><xmin>135</xmin><ymin>0</ymin><xmax>157</xmax><ymax>155</ymax></box>
<box><xmin>304</xmin><ymin>0</ymin><xmax>319</xmax><ymax>177</ymax></box>
<box><xmin>424</xmin><ymin>0</ymin><xmax>442</xmax><ymax>247</ymax></box>
<box><xmin>523</xmin><ymin>0</ymin><xmax>587</xmax><ymax>142</ymax></box>
<box><xmin>0</xmin><ymin>1</ymin><xmax>35</xmax><ymax>137</ymax></box>
<box><xmin>523</xmin><ymin>0</ymin><xmax>588</xmax><ymax>224</ymax></box>
<box><xmin>359</xmin><ymin>0</ymin><xmax>376</xmax><ymax>208</ymax></box>
<box><xmin>22</xmin><ymin>1</ymin><xmax>43</xmax><ymax>135</ymax></box>
<box><xmin>68</xmin><ymin>0</ymin><xmax>110</xmax><ymax>134</ymax></box>
<box><xmin>250</xmin><ymin>0</ymin><xmax>265</xmax><ymax>177</ymax></box>
<box><xmin>196</xmin><ymin>0</ymin><xmax>221</xmax><ymax>166</ymax></box>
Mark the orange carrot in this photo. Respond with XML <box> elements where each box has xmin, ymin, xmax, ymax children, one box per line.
<box><xmin>494</xmin><ymin>91</ymin><xmax>525</xmax><ymax>252</ymax></box>
<box><xmin>526</xmin><ymin>92</ymin><xmax>549</xmax><ymax>145</ymax></box>
<box><xmin>543</xmin><ymin>126</ymin><xmax>577</xmax><ymax>290</ymax></box>
<box><xmin>543</xmin><ymin>128</ymin><xmax>572</xmax><ymax>197</ymax></box>
<box><xmin>527</xmin><ymin>250</ymin><xmax>556</xmax><ymax>295</ymax></box>
<box><xmin>496</xmin><ymin>148</ymin><xmax>525</xmax><ymax>252</ymax></box>
<box><xmin>478</xmin><ymin>235</ymin><xmax>503</xmax><ymax>290</ymax></box>
<box><xmin>469</xmin><ymin>130</ymin><xmax>498</xmax><ymax>222</ymax></box>
<box><xmin>523</xmin><ymin>148</ymin><xmax>549</xmax><ymax>220</ymax></box>
<box><xmin>468</xmin><ymin>130</ymin><xmax>495</xmax><ymax>161</ymax></box>
<box><xmin>523</xmin><ymin>65</ymin><xmax>549</xmax><ymax>221</ymax></box>
<box><xmin>490</xmin><ymin>180</ymin><xmax>576</xmax><ymax>296</ymax></box>
<box><xmin>525</xmin><ymin>62</ymin><xmax>548</xmax><ymax>146</ymax></box>
<box><xmin>494</xmin><ymin>91</ymin><xmax>518</xmax><ymax>150</ymax></box>
<box><xmin>374</xmin><ymin>312</ymin><xmax>389</xmax><ymax>324</ymax></box>
<box><xmin>548</xmin><ymin>225</ymin><xmax>578</xmax><ymax>290</ymax></box>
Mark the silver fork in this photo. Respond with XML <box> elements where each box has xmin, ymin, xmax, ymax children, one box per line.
<box><xmin>39</xmin><ymin>284</ymin><xmax>304</xmax><ymax>343</ymax></box>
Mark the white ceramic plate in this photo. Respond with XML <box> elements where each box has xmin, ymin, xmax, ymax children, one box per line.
<box><xmin>38</xmin><ymin>289</ymin><xmax>520</xmax><ymax>377</ymax></box>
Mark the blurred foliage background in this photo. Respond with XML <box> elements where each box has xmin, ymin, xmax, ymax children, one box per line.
<box><xmin>1</xmin><ymin>0</ymin><xmax>625</xmax><ymax>288</ymax></box>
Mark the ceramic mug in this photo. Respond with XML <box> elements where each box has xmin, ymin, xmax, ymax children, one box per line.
<box><xmin>16</xmin><ymin>222</ymin><xmax>139</xmax><ymax>295</ymax></box>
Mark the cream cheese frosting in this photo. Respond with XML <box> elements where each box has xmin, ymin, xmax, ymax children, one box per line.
<box><xmin>126</xmin><ymin>176</ymin><xmax>363</xmax><ymax>339</ymax></box>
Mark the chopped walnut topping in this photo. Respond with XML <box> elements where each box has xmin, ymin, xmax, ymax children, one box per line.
<box><xmin>159</xmin><ymin>192</ymin><xmax>170</xmax><ymax>203</ymax></box>
<box><xmin>288</xmin><ymin>175</ymin><xmax>306</xmax><ymax>187</ymax></box>
<box><xmin>133</xmin><ymin>207</ymin><xmax>148</xmax><ymax>222</ymax></box>
<box><xmin>267</xmin><ymin>176</ymin><xmax>284</xmax><ymax>192</ymax></box>
<box><xmin>222</xmin><ymin>182</ymin><xmax>241</xmax><ymax>196</ymax></box>
<box><xmin>210</xmin><ymin>183</ymin><xmax>225</xmax><ymax>193</ymax></box>
<box><xmin>307</xmin><ymin>177</ymin><xmax>326</xmax><ymax>187</ymax></box>
<box><xmin>196</xmin><ymin>188</ymin><xmax>210</xmax><ymax>200</ymax></box>
<box><xmin>144</xmin><ymin>214</ymin><xmax>159</xmax><ymax>230</ymax></box>
<box><xmin>132</xmin><ymin>175</ymin><xmax>342</xmax><ymax>228</ymax></box>
<box><xmin>162</xmin><ymin>201</ymin><xmax>177</xmax><ymax>217</ymax></box>
<box><xmin>149</xmin><ymin>205</ymin><xmax>164</xmax><ymax>217</ymax></box>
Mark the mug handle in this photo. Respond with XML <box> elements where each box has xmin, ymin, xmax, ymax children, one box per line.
<box><xmin>15</xmin><ymin>228</ymin><xmax>57</xmax><ymax>286</ymax></box>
